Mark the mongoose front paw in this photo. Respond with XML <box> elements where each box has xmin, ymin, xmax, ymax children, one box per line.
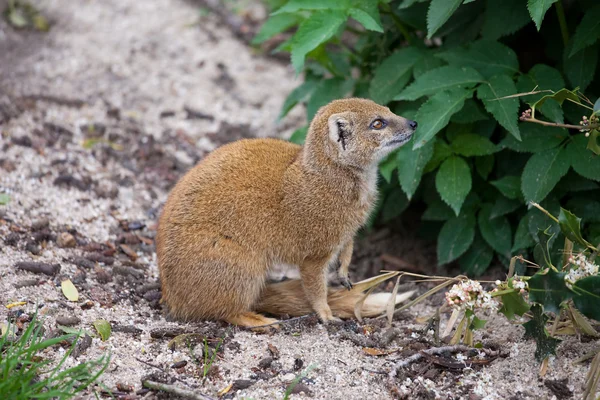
<box><xmin>340</xmin><ymin>277</ymin><xmax>353</xmax><ymax>291</ymax></box>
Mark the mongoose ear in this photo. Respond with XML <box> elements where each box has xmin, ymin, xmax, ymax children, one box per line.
<box><xmin>327</xmin><ymin>113</ymin><xmax>352</xmax><ymax>151</ymax></box>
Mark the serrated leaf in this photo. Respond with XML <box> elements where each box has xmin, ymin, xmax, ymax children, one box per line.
<box><xmin>306</xmin><ymin>78</ymin><xmax>354</xmax><ymax>119</ymax></box>
<box><xmin>535</xmin><ymin>227</ymin><xmax>555</xmax><ymax>268</ymax></box>
<box><xmin>566</xmin><ymin>196</ymin><xmax>600</xmax><ymax>222</ymax></box>
<box><xmin>500</xmin><ymin>123</ymin><xmax>566</xmax><ymax>153</ymax></box>
<box><xmin>529</xmin><ymin>268</ymin><xmax>571</xmax><ymax>314</ymax></box>
<box><xmin>413</xmin><ymin>52</ymin><xmax>445</xmax><ymax>79</ymax></box>
<box><xmin>478</xmin><ymin>75</ymin><xmax>520</xmax><ymax>140</ymax></box>
<box><xmin>523</xmin><ymin>304</ymin><xmax>561</xmax><ymax>361</ymax></box>
<box><xmin>423</xmin><ymin>198</ymin><xmax>455</xmax><ymax>221</ymax></box>
<box><xmin>451</xmin><ymin>99</ymin><xmax>488</xmax><ymax>123</ymax></box>
<box><xmin>527</xmin><ymin>0</ymin><xmax>558</xmax><ymax>31</ymax></box>
<box><xmin>490</xmin><ymin>176</ymin><xmax>521</xmax><ymax>199</ymax></box>
<box><xmin>290</xmin><ymin>10</ymin><xmax>347</xmax><ymax>72</ymax></box>
<box><xmin>396</xmin><ymin>138</ymin><xmax>435</xmax><ymax>199</ymax></box>
<box><xmin>451</xmin><ymin>133</ymin><xmax>497</xmax><ymax>156</ymax></box>
<box><xmin>272</xmin><ymin>0</ymin><xmax>351</xmax><ymax>15</ymax></box>
<box><xmin>426</xmin><ymin>0</ymin><xmax>463</xmax><ymax>38</ymax></box>
<box><xmin>567</xmin><ymin>134</ymin><xmax>600</xmax><ymax>182</ymax></box>
<box><xmin>483</xmin><ymin>0</ymin><xmax>530</xmax><ymax>39</ymax></box>
<box><xmin>478</xmin><ymin>204</ymin><xmax>512</xmax><ymax>257</ymax></box>
<box><xmin>370</xmin><ymin>47</ymin><xmax>423</xmax><ymax>104</ymax></box>
<box><xmin>349</xmin><ymin>7</ymin><xmax>383</xmax><ymax>32</ymax></box>
<box><xmin>61</xmin><ymin>279</ymin><xmax>79</xmax><ymax>302</ymax></box>
<box><xmin>436</xmin><ymin>155</ymin><xmax>472</xmax><ymax>215</ymax></box>
<box><xmin>588</xmin><ymin>130</ymin><xmax>600</xmax><ymax>155</ymax></box>
<box><xmin>569</xmin><ymin>4</ymin><xmax>600</xmax><ymax>57</ymax></box>
<box><xmin>475</xmin><ymin>154</ymin><xmax>494</xmax><ymax>179</ymax></box>
<box><xmin>558</xmin><ymin>207</ymin><xmax>591</xmax><ymax>248</ymax></box>
<box><xmin>382</xmin><ymin>189</ymin><xmax>409</xmax><ymax>222</ymax></box>
<box><xmin>558</xmin><ymin>171</ymin><xmax>599</xmax><ymax>192</ymax></box>
<box><xmin>289</xmin><ymin>126</ymin><xmax>308</xmax><ymax>145</ymax></box>
<box><xmin>436</xmin><ymin>40</ymin><xmax>519</xmax><ymax>79</ymax></box>
<box><xmin>564</xmin><ymin>43</ymin><xmax>598</xmax><ymax>92</ymax></box>
<box><xmin>459</xmin><ymin>234</ymin><xmax>494</xmax><ymax>276</ymax></box>
<box><xmin>572</xmin><ymin>276</ymin><xmax>600</xmax><ymax>321</ymax></box>
<box><xmin>279</xmin><ymin>80</ymin><xmax>318</xmax><ymax>120</ymax></box>
<box><xmin>395</xmin><ymin>66</ymin><xmax>483</xmax><ymax>101</ymax></box>
<box><xmin>437</xmin><ymin>212</ymin><xmax>476</xmax><ymax>264</ymax></box>
<box><xmin>424</xmin><ymin>139</ymin><xmax>452</xmax><ymax>173</ymax></box>
<box><xmin>379</xmin><ymin>155</ymin><xmax>396</xmax><ymax>183</ymax></box>
<box><xmin>470</xmin><ymin>315</ymin><xmax>487</xmax><ymax>330</ymax></box>
<box><xmin>530</xmin><ymin>89</ymin><xmax>580</xmax><ymax>121</ymax></box>
<box><xmin>252</xmin><ymin>14</ymin><xmax>301</xmax><ymax>45</ymax></box>
<box><xmin>490</xmin><ymin>196</ymin><xmax>521</xmax><ymax>219</ymax></box>
<box><xmin>500</xmin><ymin>291</ymin><xmax>531</xmax><ymax>320</ymax></box>
<box><xmin>412</xmin><ymin>89</ymin><xmax>472</xmax><ymax>149</ymax></box>
<box><xmin>512</xmin><ymin>215</ymin><xmax>535</xmax><ymax>251</ymax></box>
<box><xmin>93</xmin><ymin>319</ymin><xmax>111</xmax><ymax>341</ymax></box>
<box><xmin>398</xmin><ymin>0</ymin><xmax>428</xmax><ymax>9</ymax></box>
<box><xmin>521</xmin><ymin>147</ymin><xmax>570</xmax><ymax>203</ymax></box>
<box><xmin>515</xmin><ymin>65</ymin><xmax>566</xmax><ymax>123</ymax></box>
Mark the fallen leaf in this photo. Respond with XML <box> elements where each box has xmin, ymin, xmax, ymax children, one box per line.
<box><xmin>217</xmin><ymin>383</ymin><xmax>233</xmax><ymax>396</ymax></box>
<box><xmin>0</xmin><ymin>193</ymin><xmax>10</xmax><ymax>205</ymax></box>
<box><xmin>61</xmin><ymin>279</ymin><xmax>79</xmax><ymax>302</ymax></box>
<box><xmin>362</xmin><ymin>347</ymin><xmax>401</xmax><ymax>356</ymax></box>
<box><xmin>5</xmin><ymin>301</ymin><xmax>27</xmax><ymax>309</ymax></box>
<box><xmin>93</xmin><ymin>319</ymin><xmax>111</xmax><ymax>341</ymax></box>
<box><xmin>119</xmin><ymin>244</ymin><xmax>138</xmax><ymax>261</ymax></box>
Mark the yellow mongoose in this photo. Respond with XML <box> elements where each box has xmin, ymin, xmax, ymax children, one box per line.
<box><xmin>156</xmin><ymin>98</ymin><xmax>418</xmax><ymax>327</ymax></box>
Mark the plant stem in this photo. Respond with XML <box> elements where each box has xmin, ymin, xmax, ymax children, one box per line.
<box><xmin>522</xmin><ymin>117</ymin><xmax>600</xmax><ymax>131</ymax></box>
<box><xmin>530</xmin><ymin>202</ymin><xmax>559</xmax><ymax>223</ymax></box>
<box><xmin>490</xmin><ymin>288</ymin><xmax>516</xmax><ymax>297</ymax></box>
<box><xmin>554</xmin><ymin>1</ymin><xmax>569</xmax><ymax>47</ymax></box>
<box><xmin>381</xmin><ymin>4</ymin><xmax>412</xmax><ymax>44</ymax></box>
<box><xmin>143</xmin><ymin>380</ymin><xmax>216</xmax><ymax>400</ymax></box>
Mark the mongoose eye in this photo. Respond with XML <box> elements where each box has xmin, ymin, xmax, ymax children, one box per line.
<box><xmin>370</xmin><ymin>119</ymin><xmax>387</xmax><ymax>130</ymax></box>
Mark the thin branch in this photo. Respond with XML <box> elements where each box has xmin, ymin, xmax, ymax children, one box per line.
<box><xmin>521</xmin><ymin>116</ymin><xmax>600</xmax><ymax>131</ymax></box>
<box><xmin>529</xmin><ymin>202</ymin><xmax>559</xmax><ymax>224</ymax></box>
<box><xmin>143</xmin><ymin>380</ymin><xmax>216</xmax><ymax>400</ymax></box>
<box><xmin>554</xmin><ymin>1</ymin><xmax>570</xmax><ymax>47</ymax></box>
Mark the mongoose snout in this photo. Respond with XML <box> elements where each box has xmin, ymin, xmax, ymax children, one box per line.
<box><xmin>156</xmin><ymin>98</ymin><xmax>415</xmax><ymax>328</ymax></box>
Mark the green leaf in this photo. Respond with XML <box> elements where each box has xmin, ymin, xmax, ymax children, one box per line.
<box><xmin>273</xmin><ymin>0</ymin><xmax>352</xmax><ymax>14</ymax></box>
<box><xmin>423</xmin><ymin>198</ymin><xmax>455</xmax><ymax>221</ymax></box>
<box><xmin>566</xmin><ymin>196</ymin><xmax>600</xmax><ymax>223</ymax></box>
<box><xmin>306</xmin><ymin>78</ymin><xmax>354</xmax><ymax>119</ymax></box>
<box><xmin>490</xmin><ymin>196</ymin><xmax>521</xmax><ymax>219</ymax></box>
<box><xmin>523</xmin><ymin>304</ymin><xmax>561</xmax><ymax>361</ymax></box>
<box><xmin>252</xmin><ymin>14</ymin><xmax>301</xmax><ymax>45</ymax></box>
<box><xmin>475</xmin><ymin>155</ymin><xmax>494</xmax><ymax>179</ymax></box>
<box><xmin>490</xmin><ymin>176</ymin><xmax>521</xmax><ymax>200</ymax></box>
<box><xmin>412</xmin><ymin>89</ymin><xmax>472</xmax><ymax>149</ymax></box>
<box><xmin>521</xmin><ymin>147</ymin><xmax>570</xmax><ymax>203</ymax></box>
<box><xmin>451</xmin><ymin>133</ymin><xmax>497</xmax><ymax>156</ymax></box>
<box><xmin>558</xmin><ymin>208</ymin><xmax>591</xmax><ymax>248</ymax></box>
<box><xmin>528</xmin><ymin>268</ymin><xmax>571</xmax><ymax>314</ymax></box>
<box><xmin>436</xmin><ymin>40</ymin><xmax>519</xmax><ymax>79</ymax></box>
<box><xmin>512</xmin><ymin>215</ymin><xmax>535</xmax><ymax>251</ymax></box>
<box><xmin>349</xmin><ymin>6</ymin><xmax>383</xmax><ymax>32</ymax></box>
<box><xmin>482</xmin><ymin>0</ymin><xmax>530</xmax><ymax>39</ymax></box>
<box><xmin>459</xmin><ymin>234</ymin><xmax>494</xmax><ymax>276</ymax></box>
<box><xmin>567</xmin><ymin>134</ymin><xmax>600</xmax><ymax>182</ymax></box>
<box><xmin>470</xmin><ymin>315</ymin><xmax>487</xmax><ymax>330</ymax></box>
<box><xmin>572</xmin><ymin>276</ymin><xmax>600</xmax><ymax>321</ymax></box>
<box><xmin>93</xmin><ymin>319</ymin><xmax>111</xmax><ymax>341</ymax></box>
<box><xmin>564</xmin><ymin>44</ymin><xmax>598</xmax><ymax>92</ymax></box>
<box><xmin>436</xmin><ymin>155</ymin><xmax>472</xmax><ymax>215</ymax></box>
<box><xmin>279</xmin><ymin>80</ymin><xmax>318</xmax><ymax>120</ymax></box>
<box><xmin>450</xmin><ymin>99</ymin><xmax>488</xmax><ymax>123</ymax></box>
<box><xmin>437</xmin><ymin>212</ymin><xmax>476</xmax><ymax>264</ymax></box>
<box><xmin>289</xmin><ymin>126</ymin><xmax>308</xmax><ymax>144</ymax></box>
<box><xmin>500</xmin><ymin>123</ymin><xmax>567</xmax><ymax>153</ymax></box>
<box><xmin>0</xmin><ymin>193</ymin><xmax>10</xmax><ymax>205</ymax></box>
<box><xmin>588</xmin><ymin>130</ymin><xmax>600</xmax><ymax>155</ymax></box>
<box><xmin>535</xmin><ymin>227</ymin><xmax>555</xmax><ymax>269</ymax></box>
<box><xmin>569</xmin><ymin>4</ymin><xmax>600</xmax><ymax>57</ymax></box>
<box><xmin>379</xmin><ymin>155</ymin><xmax>396</xmax><ymax>183</ymax></box>
<box><xmin>395</xmin><ymin>66</ymin><xmax>483</xmax><ymax>101</ymax></box>
<box><xmin>558</xmin><ymin>171</ymin><xmax>600</xmax><ymax>192</ymax></box>
<box><xmin>527</xmin><ymin>0</ymin><xmax>558</xmax><ymax>31</ymax></box>
<box><xmin>290</xmin><ymin>10</ymin><xmax>347</xmax><ymax>72</ymax></box>
<box><xmin>399</xmin><ymin>0</ymin><xmax>428</xmax><ymax>9</ymax></box>
<box><xmin>370</xmin><ymin>47</ymin><xmax>423</xmax><ymax>105</ymax></box>
<box><xmin>516</xmin><ymin>65</ymin><xmax>567</xmax><ymax>123</ymax></box>
<box><xmin>530</xmin><ymin>88</ymin><xmax>580</xmax><ymax>120</ymax></box>
<box><xmin>426</xmin><ymin>0</ymin><xmax>463</xmax><ymax>39</ymax></box>
<box><xmin>478</xmin><ymin>204</ymin><xmax>512</xmax><ymax>257</ymax></box>
<box><xmin>382</xmin><ymin>189</ymin><xmax>409</xmax><ymax>222</ymax></box>
<box><xmin>424</xmin><ymin>139</ymin><xmax>452</xmax><ymax>173</ymax></box>
<box><xmin>396</xmin><ymin>139</ymin><xmax>435</xmax><ymax>199</ymax></box>
<box><xmin>500</xmin><ymin>291</ymin><xmax>530</xmax><ymax>320</ymax></box>
<box><xmin>413</xmin><ymin>52</ymin><xmax>445</xmax><ymax>79</ymax></box>
<box><xmin>478</xmin><ymin>75</ymin><xmax>520</xmax><ymax>140</ymax></box>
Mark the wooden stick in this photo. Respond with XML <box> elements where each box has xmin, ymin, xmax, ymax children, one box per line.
<box><xmin>143</xmin><ymin>380</ymin><xmax>216</xmax><ymax>400</ymax></box>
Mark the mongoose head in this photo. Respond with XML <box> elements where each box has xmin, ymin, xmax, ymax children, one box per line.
<box><xmin>306</xmin><ymin>98</ymin><xmax>417</xmax><ymax>170</ymax></box>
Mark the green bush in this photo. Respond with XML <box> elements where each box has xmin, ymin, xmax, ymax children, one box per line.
<box><xmin>255</xmin><ymin>0</ymin><xmax>600</xmax><ymax>275</ymax></box>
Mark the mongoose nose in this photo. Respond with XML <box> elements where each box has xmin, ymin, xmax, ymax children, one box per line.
<box><xmin>409</xmin><ymin>120</ymin><xmax>418</xmax><ymax>129</ymax></box>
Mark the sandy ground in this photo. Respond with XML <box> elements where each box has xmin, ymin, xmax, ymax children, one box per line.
<box><xmin>0</xmin><ymin>1</ymin><xmax>597</xmax><ymax>399</ymax></box>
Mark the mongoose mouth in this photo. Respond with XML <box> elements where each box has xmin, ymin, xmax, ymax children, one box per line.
<box><xmin>386</xmin><ymin>131</ymin><xmax>414</xmax><ymax>146</ymax></box>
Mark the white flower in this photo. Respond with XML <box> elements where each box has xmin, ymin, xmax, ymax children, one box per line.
<box><xmin>565</xmin><ymin>253</ymin><xmax>599</xmax><ymax>288</ymax></box>
<box><xmin>445</xmin><ymin>279</ymin><xmax>499</xmax><ymax>311</ymax></box>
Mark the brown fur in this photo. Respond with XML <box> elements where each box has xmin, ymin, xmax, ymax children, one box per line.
<box><xmin>156</xmin><ymin>98</ymin><xmax>416</xmax><ymax>327</ymax></box>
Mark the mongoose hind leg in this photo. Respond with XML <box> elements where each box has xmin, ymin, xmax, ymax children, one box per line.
<box><xmin>226</xmin><ymin>312</ymin><xmax>279</xmax><ymax>331</ymax></box>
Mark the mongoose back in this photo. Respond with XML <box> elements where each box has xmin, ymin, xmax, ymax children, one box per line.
<box><xmin>156</xmin><ymin>98</ymin><xmax>418</xmax><ymax>327</ymax></box>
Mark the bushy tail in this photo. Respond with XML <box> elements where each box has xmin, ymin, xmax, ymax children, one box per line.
<box><xmin>255</xmin><ymin>272</ymin><xmax>414</xmax><ymax>319</ymax></box>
